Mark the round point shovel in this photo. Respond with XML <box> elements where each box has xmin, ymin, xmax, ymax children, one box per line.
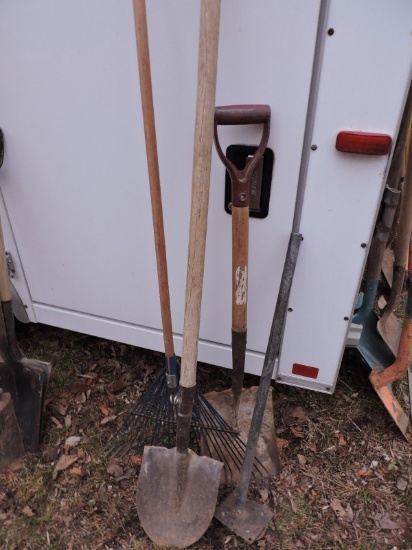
<box><xmin>136</xmin><ymin>2</ymin><xmax>223</xmax><ymax>547</ymax></box>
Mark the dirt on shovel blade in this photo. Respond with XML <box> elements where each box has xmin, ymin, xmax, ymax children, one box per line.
<box><xmin>136</xmin><ymin>446</ymin><xmax>223</xmax><ymax>549</ymax></box>
<box><xmin>202</xmin><ymin>386</ymin><xmax>279</xmax><ymax>483</ymax></box>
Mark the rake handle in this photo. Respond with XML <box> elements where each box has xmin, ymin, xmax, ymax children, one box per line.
<box><xmin>132</xmin><ymin>0</ymin><xmax>174</xmax><ymax>361</ymax></box>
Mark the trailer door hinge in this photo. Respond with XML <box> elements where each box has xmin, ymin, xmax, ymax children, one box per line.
<box><xmin>6</xmin><ymin>251</ymin><xmax>15</xmax><ymax>278</ymax></box>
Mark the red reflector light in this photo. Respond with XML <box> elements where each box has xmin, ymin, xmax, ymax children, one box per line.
<box><xmin>292</xmin><ymin>363</ymin><xmax>319</xmax><ymax>379</ymax></box>
<box><xmin>336</xmin><ymin>131</ymin><xmax>392</xmax><ymax>155</ymax></box>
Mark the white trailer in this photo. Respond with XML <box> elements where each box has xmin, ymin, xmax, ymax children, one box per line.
<box><xmin>0</xmin><ymin>1</ymin><xmax>411</xmax><ymax>394</ymax></box>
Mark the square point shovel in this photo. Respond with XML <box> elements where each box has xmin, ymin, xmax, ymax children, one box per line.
<box><xmin>0</xmin><ymin>146</ymin><xmax>51</xmax><ymax>453</ymax></box>
<box><xmin>135</xmin><ymin>2</ymin><xmax>223</xmax><ymax>548</ymax></box>
<box><xmin>203</xmin><ymin>104</ymin><xmax>280</xmax><ymax>482</ymax></box>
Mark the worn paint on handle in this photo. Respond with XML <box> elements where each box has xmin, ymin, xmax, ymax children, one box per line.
<box><xmin>235</xmin><ymin>266</ymin><xmax>247</xmax><ymax>305</ymax></box>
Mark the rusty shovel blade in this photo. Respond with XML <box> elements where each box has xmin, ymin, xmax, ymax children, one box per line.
<box><xmin>202</xmin><ymin>386</ymin><xmax>280</xmax><ymax>484</ymax></box>
<box><xmin>214</xmin><ymin>491</ymin><xmax>273</xmax><ymax>543</ymax></box>
<box><xmin>0</xmin><ymin>301</ymin><xmax>51</xmax><ymax>453</ymax></box>
<box><xmin>136</xmin><ymin>446</ymin><xmax>223</xmax><ymax>549</ymax></box>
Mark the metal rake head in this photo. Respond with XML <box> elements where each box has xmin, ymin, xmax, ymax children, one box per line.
<box><xmin>104</xmin><ymin>367</ymin><xmax>271</xmax><ymax>485</ymax></box>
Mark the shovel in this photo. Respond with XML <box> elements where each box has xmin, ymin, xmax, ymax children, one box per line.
<box><xmin>353</xmin><ymin>185</ymin><xmax>400</xmax><ymax>370</ymax></box>
<box><xmin>378</xmin><ymin>117</ymin><xmax>412</xmax><ymax>358</ymax></box>
<box><xmin>369</xmin><ymin>115</ymin><xmax>412</xmax><ymax>435</ymax></box>
<box><xmin>215</xmin><ymin>232</ymin><xmax>302</xmax><ymax>542</ymax></box>
<box><xmin>204</xmin><ymin>104</ymin><xmax>280</xmax><ymax>480</ymax></box>
<box><xmin>370</xmin><ymin>276</ymin><xmax>412</xmax><ymax>436</ymax></box>
<box><xmin>136</xmin><ymin>2</ymin><xmax>223</xmax><ymax>547</ymax></box>
<box><xmin>0</xmin><ymin>388</ymin><xmax>25</xmax><ymax>470</ymax></box>
<box><xmin>381</xmin><ymin>83</ymin><xmax>412</xmax><ymax>288</ymax></box>
<box><xmin>0</xmin><ymin>167</ymin><xmax>51</xmax><ymax>453</ymax></box>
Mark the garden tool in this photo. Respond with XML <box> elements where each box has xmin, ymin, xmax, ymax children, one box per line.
<box><xmin>370</xmin><ymin>115</ymin><xmax>412</xmax><ymax>435</ymax></box>
<box><xmin>377</xmin><ymin>113</ymin><xmax>412</xmax><ymax>357</ymax></box>
<box><xmin>381</xmin><ymin>82</ymin><xmax>412</xmax><ymax>286</ymax></box>
<box><xmin>353</xmin><ymin>185</ymin><xmax>400</xmax><ymax>370</ymax></box>
<box><xmin>106</xmin><ymin>0</ymin><xmax>268</xmax><ymax>487</ymax></box>
<box><xmin>0</xmin><ymin>388</ymin><xmax>24</xmax><ymax>470</ymax></box>
<box><xmin>203</xmin><ymin>104</ymin><xmax>280</xmax><ymax>480</ymax></box>
<box><xmin>215</xmin><ymin>232</ymin><xmax>302</xmax><ymax>543</ymax></box>
<box><xmin>370</xmin><ymin>275</ymin><xmax>412</xmax><ymax>436</ymax></box>
<box><xmin>0</xmin><ymin>138</ymin><xmax>51</xmax><ymax>453</ymax></box>
<box><xmin>351</xmin><ymin>97</ymin><xmax>412</xmax><ymax>371</ymax></box>
<box><xmin>136</xmin><ymin>2</ymin><xmax>224</xmax><ymax>547</ymax></box>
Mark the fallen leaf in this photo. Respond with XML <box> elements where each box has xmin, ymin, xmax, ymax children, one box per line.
<box><xmin>69</xmin><ymin>467</ymin><xmax>83</xmax><ymax>476</ymax></box>
<box><xmin>112</xmin><ymin>375</ymin><xmax>127</xmax><ymax>393</ymax></box>
<box><xmin>131</xmin><ymin>455</ymin><xmax>142</xmax><ymax>466</ymax></box>
<box><xmin>70</xmin><ymin>381</ymin><xmax>89</xmax><ymax>394</ymax></box>
<box><xmin>355</xmin><ymin>469</ymin><xmax>372</xmax><ymax>477</ymax></box>
<box><xmin>107</xmin><ymin>459</ymin><xmax>123</xmax><ymax>477</ymax></box>
<box><xmin>50</xmin><ymin>416</ymin><xmax>63</xmax><ymax>429</ymax></box>
<box><xmin>53</xmin><ymin>454</ymin><xmax>79</xmax><ymax>479</ymax></box>
<box><xmin>290</xmin><ymin>426</ymin><xmax>305</xmax><ymax>439</ymax></box>
<box><xmin>65</xmin><ymin>415</ymin><xmax>72</xmax><ymax>428</ymax></box>
<box><xmin>330</xmin><ymin>499</ymin><xmax>353</xmax><ymax>522</ymax></box>
<box><xmin>48</xmin><ymin>400</ymin><xmax>68</xmax><ymax>416</ymax></box>
<box><xmin>396</xmin><ymin>477</ymin><xmax>408</xmax><ymax>491</ymax></box>
<box><xmin>100</xmin><ymin>405</ymin><xmax>111</xmax><ymax>417</ymax></box>
<box><xmin>65</xmin><ymin>436</ymin><xmax>81</xmax><ymax>447</ymax></box>
<box><xmin>290</xmin><ymin>406</ymin><xmax>306</xmax><ymax>420</ymax></box>
<box><xmin>373</xmin><ymin>513</ymin><xmax>402</xmax><ymax>530</ymax></box>
<box><xmin>77</xmin><ymin>372</ymin><xmax>98</xmax><ymax>379</ymax></box>
<box><xmin>288</xmin><ymin>492</ymin><xmax>298</xmax><ymax>514</ymax></box>
<box><xmin>297</xmin><ymin>454</ymin><xmax>307</xmax><ymax>466</ymax></box>
<box><xmin>22</xmin><ymin>505</ymin><xmax>34</xmax><ymax>517</ymax></box>
<box><xmin>44</xmin><ymin>445</ymin><xmax>60</xmax><ymax>461</ymax></box>
<box><xmin>101</xmin><ymin>415</ymin><xmax>117</xmax><ymax>426</ymax></box>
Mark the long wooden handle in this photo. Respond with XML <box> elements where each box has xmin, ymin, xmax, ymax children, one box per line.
<box><xmin>180</xmin><ymin>0</ymin><xmax>221</xmax><ymax>389</ymax></box>
<box><xmin>132</xmin><ymin>0</ymin><xmax>174</xmax><ymax>358</ymax></box>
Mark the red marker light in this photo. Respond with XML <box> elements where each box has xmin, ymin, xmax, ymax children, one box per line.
<box><xmin>336</xmin><ymin>131</ymin><xmax>392</xmax><ymax>155</ymax></box>
<box><xmin>292</xmin><ymin>363</ymin><xmax>319</xmax><ymax>379</ymax></box>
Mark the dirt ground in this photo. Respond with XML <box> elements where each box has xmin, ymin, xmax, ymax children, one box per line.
<box><xmin>1</xmin><ymin>322</ymin><xmax>412</xmax><ymax>549</ymax></box>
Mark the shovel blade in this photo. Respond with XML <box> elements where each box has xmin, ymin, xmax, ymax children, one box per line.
<box><xmin>215</xmin><ymin>491</ymin><xmax>273</xmax><ymax>543</ymax></box>
<box><xmin>136</xmin><ymin>446</ymin><xmax>223</xmax><ymax>549</ymax></box>
<box><xmin>377</xmin><ymin>312</ymin><xmax>401</xmax><ymax>356</ymax></box>
<box><xmin>202</xmin><ymin>387</ymin><xmax>280</xmax><ymax>484</ymax></box>
<box><xmin>0</xmin><ymin>355</ymin><xmax>51</xmax><ymax>453</ymax></box>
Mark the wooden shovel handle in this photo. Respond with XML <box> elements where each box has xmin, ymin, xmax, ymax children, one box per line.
<box><xmin>232</xmin><ymin>207</ymin><xmax>249</xmax><ymax>333</ymax></box>
<box><xmin>180</xmin><ymin>0</ymin><xmax>221</xmax><ymax>389</ymax></box>
<box><xmin>132</xmin><ymin>0</ymin><xmax>174</xmax><ymax>359</ymax></box>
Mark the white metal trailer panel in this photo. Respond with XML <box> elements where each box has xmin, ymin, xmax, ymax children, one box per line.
<box><xmin>0</xmin><ymin>1</ymin><xmax>411</xmax><ymax>394</ymax></box>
